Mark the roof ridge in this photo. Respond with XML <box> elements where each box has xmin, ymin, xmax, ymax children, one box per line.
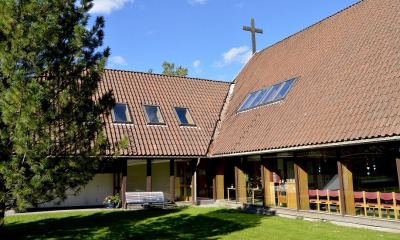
<box><xmin>259</xmin><ymin>0</ymin><xmax>363</xmax><ymax>55</ymax></box>
<box><xmin>104</xmin><ymin>68</ymin><xmax>231</xmax><ymax>85</ymax></box>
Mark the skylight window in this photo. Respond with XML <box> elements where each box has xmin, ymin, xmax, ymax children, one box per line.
<box><xmin>238</xmin><ymin>77</ymin><xmax>297</xmax><ymax>112</ymax></box>
<box><xmin>259</xmin><ymin>82</ymin><xmax>283</xmax><ymax>105</ymax></box>
<box><xmin>271</xmin><ymin>78</ymin><xmax>296</xmax><ymax>101</ymax></box>
<box><xmin>174</xmin><ymin>107</ymin><xmax>196</xmax><ymax>126</ymax></box>
<box><xmin>237</xmin><ymin>91</ymin><xmax>259</xmax><ymax>111</ymax></box>
<box><xmin>247</xmin><ymin>87</ymin><xmax>269</xmax><ymax>108</ymax></box>
<box><xmin>112</xmin><ymin>103</ymin><xmax>132</xmax><ymax>123</ymax></box>
<box><xmin>143</xmin><ymin>105</ymin><xmax>165</xmax><ymax>125</ymax></box>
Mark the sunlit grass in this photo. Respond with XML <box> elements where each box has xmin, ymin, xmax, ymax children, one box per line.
<box><xmin>3</xmin><ymin>206</ymin><xmax>399</xmax><ymax>239</ymax></box>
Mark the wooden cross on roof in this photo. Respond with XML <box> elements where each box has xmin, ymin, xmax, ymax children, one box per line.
<box><xmin>243</xmin><ymin>18</ymin><xmax>263</xmax><ymax>54</ymax></box>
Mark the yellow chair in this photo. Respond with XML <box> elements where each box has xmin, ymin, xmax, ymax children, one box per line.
<box><xmin>377</xmin><ymin>192</ymin><xmax>396</xmax><ymax>219</ymax></box>
<box><xmin>354</xmin><ymin>191</ymin><xmax>367</xmax><ymax>216</ymax></box>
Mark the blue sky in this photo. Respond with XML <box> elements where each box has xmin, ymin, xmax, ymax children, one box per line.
<box><xmin>89</xmin><ymin>0</ymin><xmax>360</xmax><ymax>82</ymax></box>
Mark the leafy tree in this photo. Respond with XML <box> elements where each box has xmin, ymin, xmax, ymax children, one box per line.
<box><xmin>162</xmin><ymin>61</ymin><xmax>188</xmax><ymax>77</ymax></box>
<box><xmin>0</xmin><ymin>0</ymin><xmax>115</xmax><ymax>227</ymax></box>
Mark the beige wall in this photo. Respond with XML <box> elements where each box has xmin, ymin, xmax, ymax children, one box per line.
<box><xmin>127</xmin><ymin>163</ymin><xmax>146</xmax><ymax>191</ymax></box>
<box><xmin>39</xmin><ymin>173</ymin><xmax>113</xmax><ymax>207</ymax></box>
<box><xmin>152</xmin><ymin>161</ymin><xmax>171</xmax><ymax>201</ymax></box>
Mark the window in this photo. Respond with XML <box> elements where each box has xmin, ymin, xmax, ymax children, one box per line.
<box><xmin>238</xmin><ymin>77</ymin><xmax>297</xmax><ymax>112</ymax></box>
<box><xmin>174</xmin><ymin>107</ymin><xmax>195</xmax><ymax>126</ymax></box>
<box><xmin>259</xmin><ymin>82</ymin><xmax>283</xmax><ymax>105</ymax></box>
<box><xmin>271</xmin><ymin>78</ymin><xmax>296</xmax><ymax>101</ymax></box>
<box><xmin>247</xmin><ymin>87</ymin><xmax>269</xmax><ymax>109</ymax></box>
<box><xmin>112</xmin><ymin>103</ymin><xmax>132</xmax><ymax>123</ymax></box>
<box><xmin>143</xmin><ymin>105</ymin><xmax>165</xmax><ymax>124</ymax></box>
<box><xmin>237</xmin><ymin>91</ymin><xmax>259</xmax><ymax>111</ymax></box>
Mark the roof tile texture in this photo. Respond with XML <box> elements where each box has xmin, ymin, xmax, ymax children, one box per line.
<box><xmin>99</xmin><ymin>71</ymin><xmax>230</xmax><ymax>157</ymax></box>
<box><xmin>212</xmin><ymin>0</ymin><xmax>400</xmax><ymax>155</ymax></box>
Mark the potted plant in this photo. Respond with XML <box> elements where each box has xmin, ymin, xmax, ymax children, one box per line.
<box><xmin>103</xmin><ymin>194</ymin><xmax>120</xmax><ymax>208</ymax></box>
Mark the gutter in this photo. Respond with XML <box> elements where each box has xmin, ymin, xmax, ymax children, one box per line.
<box><xmin>209</xmin><ymin>136</ymin><xmax>400</xmax><ymax>158</ymax></box>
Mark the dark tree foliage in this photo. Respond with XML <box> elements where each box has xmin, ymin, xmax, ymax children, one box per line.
<box><xmin>0</xmin><ymin>0</ymin><xmax>115</xmax><ymax>226</ymax></box>
<box><xmin>162</xmin><ymin>61</ymin><xmax>188</xmax><ymax>77</ymax></box>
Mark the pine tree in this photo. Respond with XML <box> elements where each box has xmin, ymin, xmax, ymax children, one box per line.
<box><xmin>162</xmin><ymin>61</ymin><xmax>188</xmax><ymax>77</ymax></box>
<box><xmin>0</xmin><ymin>0</ymin><xmax>114</xmax><ymax>227</ymax></box>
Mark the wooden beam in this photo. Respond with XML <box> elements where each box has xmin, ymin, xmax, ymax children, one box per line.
<box><xmin>340</xmin><ymin>159</ymin><xmax>355</xmax><ymax>215</ymax></box>
<box><xmin>337</xmin><ymin>160</ymin><xmax>346</xmax><ymax>215</ymax></box>
<box><xmin>192</xmin><ymin>158</ymin><xmax>201</xmax><ymax>205</ymax></box>
<box><xmin>215</xmin><ymin>159</ymin><xmax>225</xmax><ymax>200</ymax></box>
<box><xmin>121</xmin><ymin>159</ymin><xmax>127</xmax><ymax>209</ymax></box>
<box><xmin>236</xmin><ymin>160</ymin><xmax>247</xmax><ymax>203</ymax></box>
<box><xmin>146</xmin><ymin>159</ymin><xmax>152</xmax><ymax>192</ymax></box>
<box><xmin>396</xmin><ymin>158</ymin><xmax>400</xmax><ymax>189</ymax></box>
<box><xmin>261</xmin><ymin>160</ymin><xmax>275</xmax><ymax>206</ymax></box>
<box><xmin>294</xmin><ymin>160</ymin><xmax>309</xmax><ymax>210</ymax></box>
<box><xmin>170</xmin><ymin>159</ymin><xmax>175</xmax><ymax>203</ymax></box>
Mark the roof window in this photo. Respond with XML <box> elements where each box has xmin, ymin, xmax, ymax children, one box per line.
<box><xmin>174</xmin><ymin>107</ymin><xmax>196</xmax><ymax>126</ymax></box>
<box><xmin>143</xmin><ymin>105</ymin><xmax>165</xmax><ymax>125</ymax></box>
<box><xmin>112</xmin><ymin>103</ymin><xmax>132</xmax><ymax>123</ymax></box>
<box><xmin>238</xmin><ymin>77</ymin><xmax>297</xmax><ymax>112</ymax></box>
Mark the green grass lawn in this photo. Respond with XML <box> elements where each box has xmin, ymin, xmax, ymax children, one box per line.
<box><xmin>2</xmin><ymin>206</ymin><xmax>399</xmax><ymax>239</ymax></box>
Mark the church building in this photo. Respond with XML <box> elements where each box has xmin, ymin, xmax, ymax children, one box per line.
<box><xmin>44</xmin><ymin>0</ymin><xmax>400</xmax><ymax>227</ymax></box>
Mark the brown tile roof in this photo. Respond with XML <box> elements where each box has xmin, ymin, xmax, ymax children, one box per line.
<box><xmin>211</xmin><ymin>0</ymin><xmax>400</xmax><ymax>156</ymax></box>
<box><xmin>99</xmin><ymin>70</ymin><xmax>230</xmax><ymax>157</ymax></box>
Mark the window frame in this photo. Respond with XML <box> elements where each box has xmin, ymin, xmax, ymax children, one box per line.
<box><xmin>174</xmin><ymin>107</ymin><xmax>196</xmax><ymax>127</ymax></box>
<box><xmin>143</xmin><ymin>105</ymin><xmax>166</xmax><ymax>125</ymax></box>
<box><xmin>111</xmin><ymin>102</ymin><xmax>133</xmax><ymax>124</ymax></box>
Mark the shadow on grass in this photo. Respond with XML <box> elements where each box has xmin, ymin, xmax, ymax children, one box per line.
<box><xmin>3</xmin><ymin>207</ymin><xmax>264</xmax><ymax>239</ymax></box>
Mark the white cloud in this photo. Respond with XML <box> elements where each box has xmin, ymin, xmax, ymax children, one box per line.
<box><xmin>213</xmin><ymin>46</ymin><xmax>252</xmax><ymax>68</ymax></box>
<box><xmin>193</xmin><ymin>60</ymin><xmax>202</xmax><ymax>74</ymax></box>
<box><xmin>109</xmin><ymin>55</ymin><xmax>128</xmax><ymax>66</ymax></box>
<box><xmin>90</xmin><ymin>0</ymin><xmax>134</xmax><ymax>15</ymax></box>
<box><xmin>188</xmin><ymin>0</ymin><xmax>207</xmax><ymax>5</ymax></box>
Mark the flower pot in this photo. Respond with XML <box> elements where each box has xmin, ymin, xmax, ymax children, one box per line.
<box><xmin>106</xmin><ymin>202</ymin><xmax>116</xmax><ymax>208</ymax></box>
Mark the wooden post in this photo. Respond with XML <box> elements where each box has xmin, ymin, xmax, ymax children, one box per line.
<box><xmin>121</xmin><ymin>159</ymin><xmax>127</xmax><ymax>209</ymax></box>
<box><xmin>294</xmin><ymin>159</ymin><xmax>309</xmax><ymax>210</ymax></box>
<box><xmin>340</xmin><ymin>159</ymin><xmax>355</xmax><ymax>215</ymax></box>
<box><xmin>236</xmin><ymin>159</ymin><xmax>247</xmax><ymax>203</ymax></box>
<box><xmin>170</xmin><ymin>159</ymin><xmax>175</xmax><ymax>203</ymax></box>
<box><xmin>215</xmin><ymin>159</ymin><xmax>225</xmax><ymax>200</ymax></box>
<box><xmin>262</xmin><ymin>160</ymin><xmax>276</xmax><ymax>206</ymax></box>
<box><xmin>396</xmin><ymin>158</ymin><xmax>400</xmax><ymax>189</ymax></box>
<box><xmin>192</xmin><ymin>158</ymin><xmax>201</xmax><ymax>205</ymax></box>
<box><xmin>337</xmin><ymin>160</ymin><xmax>346</xmax><ymax>215</ymax></box>
<box><xmin>146</xmin><ymin>159</ymin><xmax>152</xmax><ymax>192</ymax></box>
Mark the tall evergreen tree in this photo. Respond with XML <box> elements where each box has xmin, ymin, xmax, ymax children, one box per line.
<box><xmin>0</xmin><ymin>0</ymin><xmax>114</xmax><ymax>227</ymax></box>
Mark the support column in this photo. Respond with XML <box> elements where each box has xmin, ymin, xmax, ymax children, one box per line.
<box><xmin>339</xmin><ymin>159</ymin><xmax>355</xmax><ymax>215</ymax></box>
<box><xmin>235</xmin><ymin>159</ymin><xmax>247</xmax><ymax>203</ymax></box>
<box><xmin>337</xmin><ymin>161</ymin><xmax>346</xmax><ymax>215</ymax></box>
<box><xmin>170</xmin><ymin>159</ymin><xmax>175</xmax><ymax>203</ymax></box>
<box><xmin>396</xmin><ymin>158</ymin><xmax>400</xmax><ymax>189</ymax></box>
<box><xmin>146</xmin><ymin>159</ymin><xmax>152</xmax><ymax>192</ymax></box>
<box><xmin>294</xmin><ymin>159</ymin><xmax>309</xmax><ymax>210</ymax></box>
<box><xmin>192</xmin><ymin>158</ymin><xmax>201</xmax><ymax>205</ymax></box>
<box><xmin>121</xmin><ymin>159</ymin><xmax>127</xmax><ymax>209</ymax></box>
<box><xmin>262</xmin><ymin>160</ymin><xmax>276</xmax><ymax>206</ymax></box>
<box><xmin>215</xmin><ymin>159</ymin><xmax>225</xmax><ymax>200</ymax></box>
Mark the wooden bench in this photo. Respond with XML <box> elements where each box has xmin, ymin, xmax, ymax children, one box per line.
<box><xmin>125</xmin><ymin>191</ymin><xmax>167</xmax><ymax>209</ymax></box>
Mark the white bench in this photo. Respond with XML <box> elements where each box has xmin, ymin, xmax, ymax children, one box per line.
<box><xmin>125</xmin><ymin>191</ymin><xmax>167</xmax><ymax>209</ymax></box>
